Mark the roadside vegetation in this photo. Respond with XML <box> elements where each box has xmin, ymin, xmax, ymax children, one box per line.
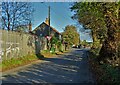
<box><xmin>71</xmin><ymin>2</ymin><xmax>120</xmax><ymax>84</ymax></box>
<box><xmin>1</xmin><ymin>49</ymin><xmax>71</xmax><ymax>72</ymax></box>
<box><xmin>1</xmin><ymin>54</ymin><xmax>38</xmax><ymax>72</ymax></box>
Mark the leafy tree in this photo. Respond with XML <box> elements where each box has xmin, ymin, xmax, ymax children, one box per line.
<box><xmin>71</xmin><ymin>2</ymin><xmax>107</xmax><ymax>46</ymax></box>
<box><xmin>2</xmin><ymin>2</ymin><xmax>33</xmax><ymax>31</ymax></box>
<box><xmin>62</xmin><ymin>25</ymin><xmax>80</xmax><ymax>46</ymax></box>
<box><xmin>98</xmin><ymin>3</ymin><xmax>119</xmax><ymax>64</ymax></box>
<box><xmin>71</xmin><ymin>2</ymin><xmax>120</xmax><ymax>64</ymax></box>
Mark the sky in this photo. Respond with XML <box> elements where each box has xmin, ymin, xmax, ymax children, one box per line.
<box><xmin>31</xmin><ymin>2</ymin><xmax>93</xmax><ymax>42</ymax></box>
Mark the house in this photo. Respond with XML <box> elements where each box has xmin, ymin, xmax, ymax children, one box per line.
<box><xmin>33</xmin><ymin>18</ymin><xmax>61</xmax><ymax>40</ymax></box>
<box><xmin>33</xmin><ymin>18</ymin><xmax>61</xmax><ymax>50</ymax></box>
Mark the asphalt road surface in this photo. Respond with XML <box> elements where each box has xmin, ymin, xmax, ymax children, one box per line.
<box><xmin>1</xmin><ymin>49</ymin><xmax>96</xmax><ymax>85</ymax></box>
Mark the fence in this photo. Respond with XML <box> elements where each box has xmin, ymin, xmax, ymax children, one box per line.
<box><xmin>0</xmin><ymin>29</ymin><xmax>47</xmax><ymax>60</ymax></box>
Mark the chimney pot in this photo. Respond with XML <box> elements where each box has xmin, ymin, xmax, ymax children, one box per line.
<box><xmin>29</xmin><ymin>21</ymin><xmax>32</xmax><ymax>32</ymax></box>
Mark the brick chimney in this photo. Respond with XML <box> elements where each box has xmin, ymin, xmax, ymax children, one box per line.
<box><xmin>29</xmin><ymin>21</ymin><xmax>32</xmax><ymax>32</ymax></box>
<box><xmin>45</xmin><ymin>18</ymin><xmax>49</xmax><ymax>25</ymax></box>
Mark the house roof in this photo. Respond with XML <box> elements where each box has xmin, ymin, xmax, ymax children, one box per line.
<box><xmin>33</xmin><ymin>22</ymin><xmax>61</xmax><ymax>35</ymax></box>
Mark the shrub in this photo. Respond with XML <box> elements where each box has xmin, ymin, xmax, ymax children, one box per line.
<box><xmin>101</xmin><ymin>64</ymin><xmax>120</xmax><ymax>84</ymax></box>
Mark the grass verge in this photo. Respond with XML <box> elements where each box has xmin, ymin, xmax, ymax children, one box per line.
<box><xmin>1</xmin><ymin>54</ymin><xmax>38</xmax><ymax>72</ymax></box>
<box><xmin>1</xmin><ymin>50</ymin><xmax>71</xmax><ymax>72</ymax></box>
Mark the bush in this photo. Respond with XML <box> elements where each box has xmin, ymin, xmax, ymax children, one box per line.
<box><xmin>50</xmin><ymin>46</ymin><xmax>56</xmax><ymax>54</ymax></box>
<box><xmin>89</xmin><ymin>52</ymin><xmax>120</xmax><ymax>85</ymax></box>
<box><xmin>101</xmin><ymin>64</ymin><xmax>120</xmax><ymax>84</ymax></box>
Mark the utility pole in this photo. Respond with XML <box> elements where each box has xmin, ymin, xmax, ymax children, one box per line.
<box><xmin>48</xmin><ymin>6</ymin><xmax>51</xmax><ymax>50</ymax></box>
<box><xmin>79</xmin><ymin>33</ymin><xmax>80</xmax><ymax>45</ymax></box>
<box><xmin>48</xmin><ymin>6</ymin><xmax>50</xmax><ymax>34</ymax></box>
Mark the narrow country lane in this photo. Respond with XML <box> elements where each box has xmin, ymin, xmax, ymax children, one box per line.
<box><xmin>2</xmin><ymin>49</ymin><xmax>96</xmax><ymax>84</ymax></box>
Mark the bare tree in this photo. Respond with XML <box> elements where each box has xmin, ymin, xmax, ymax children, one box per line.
<box><xmin>2</xmin><ymin>2</ymin><xmax>33</xmax><ymax>31</ymax></box>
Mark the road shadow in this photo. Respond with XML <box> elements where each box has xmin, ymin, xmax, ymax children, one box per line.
<box><xmin>2</xmin><ymin>49</ymin><xmax>95</xmax><ymax>84</ymax></box>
